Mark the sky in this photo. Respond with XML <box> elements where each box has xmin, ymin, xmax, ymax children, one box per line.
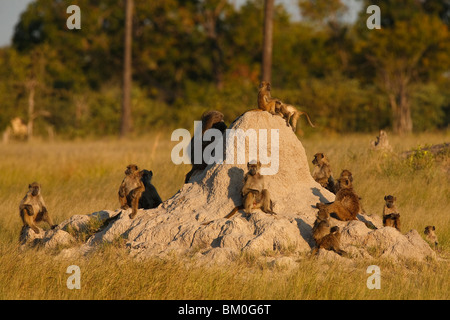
<box><xmin>0</xmin><ymin>0</ymin><xmax>361</xmax><ymax>47</ymax></box>
<box><xmin>0</xmin><ymin>0</ymin><xmax>33</xmax><ymax>47</ymax></box>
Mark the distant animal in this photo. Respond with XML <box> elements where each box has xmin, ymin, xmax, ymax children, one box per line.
<box><xmin>19</xmin><ymin>182</ymin><xmax>57</xmax><ymax>234</ymax></box>
<box><xmin>185</xmin><ymin>110</ymin><xmax>227</xmax><ymax>183</ymax></box>
<box><xmin>275</xmin><ymin>101</ymin><xmax>315</xmax><ymax>132</ymax></box>
<box><xmin>139</xmin><ymin>169</ymin><xmax>163</xmax><ymax>210</ymax></box>
<box><xmin>316</xmin><ymin>175</ymin><xmax>360</xmax><ymax>221</ymax></box>
<box><xmin>371</xmin><ymin>130</ymin><xmax>392</xmax><ymax>152</ymax></box>
<box><xmin>257</xmin><ymin>81</ymin><xmax>278</xmax><ymax>114</ymax></box>
<box><xmin>226</xmin><ymin>160</ymin><xmax>275</xmax><ymax>219</ymax></box>
<box><xmin>118</xmin><ymin>164</ymin><xmax>145</xmax><ymax>219</ymax></box>
<box><xmin>312</xmin><ymin>153</ymin><xmax>336</xmax><ymax>193</ymax></box>
<box><xmin>424</xmin><ymin>226</ymin><xmax>439</xmax><ymax>250</ymax></box>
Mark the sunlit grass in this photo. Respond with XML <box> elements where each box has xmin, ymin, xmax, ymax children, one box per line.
<box><xmin>0</xmin><ymin>130</ymin><xmax>449</xmax><ymax>300</ymax></box>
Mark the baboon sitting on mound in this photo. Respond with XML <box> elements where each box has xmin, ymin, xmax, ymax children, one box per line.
<box><xmin>225</xmin><ymin>161</ymin><xmax>275</xmax><ymax>219</ymax></box>
<box><xmin>19</xmin><ymin>182</ymin><xmax>57</xmax><ymax>234</ymax></box>
<box><xmin>312</xmin><ymin>153</ymin><xmax>336</xmax><ymax>194</ymax></box>
<box><xmin>311</xmin><ymin>209</ymin><xmax>346</xmax><ymax>256</ymax></box>
<box><xmin>185</xmin><ymin>110</ymin><xmax>227</xmax><ymax>183</ymax></box>
<box><xmin>118</xmin><ymin>164</ymin><xmax>145</xmax><ymax>219</ymax></box>
<box><xmin>312</xmin><ymin>208</ymin><xmax>331</xmax><ymax>243</ymax></box>
<box><xmin>382</xmin><ymin>195</ymin><xmax>401</xmax><ymax>231</ymax></box>
<box><xmin>257</xmin><ymin>81</ymin><xmax>279</xmax><ymax>114</ymax></box>
<box><xmin>316</xmin><ymin>175</ymin><xmax>360</xmax><ymax>221</ymax></box>
<box><xmin>139</xmin><ymin>169</ymin><xmax>163</xmax><ymax>210</ymax></box>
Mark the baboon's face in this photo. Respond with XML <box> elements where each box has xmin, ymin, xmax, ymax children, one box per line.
<box><xmin>141</xmin><ymin>170</ymin><xmax>153</xmax><ymax>183</ymax></box>
<box><xmin>28</xmin><ymin>182</ymin><xmax>41</xmax><ymax>196</ymax></box>
<box><xmin>247</xmin><ymin>161</ymin><xmax>261</xmax><ymax>176</ymax></box>
<box><xmin>312</xmin><ymin>153</ymin><xmax>324</xmax><ymax>165</ymax></box>
<box><xmin>424</xmin><ymin>226</ymin><xmax>435</xmax><ymax>235</ymax></box>
<box><xmin>384</xmin><ymin>195</ymin><xmax>396</xmax><ymax>208</ymax></box>
<box><xmin>125</xmin><ymin>164</ymin><xmax>139</xmax><ymax>175</ymax></box>
<box><xmin>259</xmin><ymin>81</ymin><xmax>270</xmax><ymax>91</ymax></box>
<box><xmin>275</xmin><ymin>101</ymin><xmax>282</xmax><ymax>112</ymax></box>
<box><xmin>338</xmin><ymin>177</ymin><xmax>351</xmax><ymax>189</ymax></box>
<box><xmin>340</xmin><ymin>170</ymin><xmax>353</xmax><ymax>181</ymax></box>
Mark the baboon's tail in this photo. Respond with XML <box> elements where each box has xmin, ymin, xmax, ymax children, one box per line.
<box><xmin>299</xmin><ymin>111</ymin><xmax>315</xmax><ymax>128</ymax></box>
<box><xmin>225</xmin><ymin>205</ymin><xmax>244</xmax><ymax>219</ymax></box>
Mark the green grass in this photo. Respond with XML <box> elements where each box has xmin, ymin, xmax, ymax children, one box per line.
<box><xmin>0</xmin><ymin>130</ymin><xmax>449</xmax><ymax>300</ymax></box>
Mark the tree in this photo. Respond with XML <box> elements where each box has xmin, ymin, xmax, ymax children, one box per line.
<box><xmin>261</xmin><ymin>0</ymin><xmax>274</xmax><ymax>82</ymax></box>
<box><xmin>356</xmin><ymin>0</ymin><xmax>450</xmax><ymax>134</ymax></box>
<box><xmin>120</xmin><ymin>0</ymin><xmax>133</xmax><ymax>138</ymax></box>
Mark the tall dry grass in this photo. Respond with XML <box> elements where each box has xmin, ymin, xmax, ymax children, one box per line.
<box><xmin>0</xmin><ymin>130</ymin><xmax>449</xmax><ymax>300</ymax></box>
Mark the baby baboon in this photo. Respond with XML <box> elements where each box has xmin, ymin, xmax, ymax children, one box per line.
<box><xmin>185</xmin><ymin>110</ymin><xmax>227</xmax><ymax>183</ymax></box>
<box><xmin>257</xmin><ymin>81</ymin><xmax>278</xmax><ymax>114</ymax></box>
<box><xmin>312</xmin><ymin>153</ymin><xmax>336</xmax><ymax>193</ymax></box>
<box><xmin>316</xmin><ymin>175</ymin><xmax>360</xmax><ymax>221</ymax></box>
<box><xmin>424</xmin><ymin>226</ymin><xmax>439</xmax><ymax>250</ymax></box>
<box><xmin>19</xmin><ymin>182</ymin><xmax>57</xmax><ymax>234</ymax></box>
<box><xmin>312</xmin><ymin>226</ymin><xmax>346</xmax><ymax>256</ymax></box>
<box><xmin>226</xmin><ymin>161</ymin><xmax>275</xmax><ymax>219</ymax></box>
<box><xmin>312</xmin><ymin>208</ymin><xmax>331</xmax><ymax>243</ymax></box>
<box><xmin>118</xmin><ymin>164</ymin><xmax>145</xmax><ymax>219</ymax></box>
<box><xmin>275</xmin><ymin>102</ymin><xmax>315</xmax><ymax>132</ymax></box>
<box><xmin>382</xmin><ymin>195</ymin><xmax>401</xmax><ymax>231</ymax></box>
<box><xmin>139</xmin><ymin>169</ymin><xmax>163</xmax><ymax>210</ymax></box>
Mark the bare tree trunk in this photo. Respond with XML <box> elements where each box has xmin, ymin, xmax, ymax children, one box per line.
<box><xmin>261</xmin><ymin>0</ymin><xmax>274</xmax><ymax>82</ymax></box>
<box><xmin>120</xmin><ymin>0</ymin><xmax>133</xmax><ymax>138</ymax></box>
<box><xmin>389</xmin><ymin>81</ymin><xmax>412</xmax><ymax>135</ymax></box>
<box><xmin>27</xmin><ymin>82</ymin><xmax>35</xmax><ymax>140</ymax></box>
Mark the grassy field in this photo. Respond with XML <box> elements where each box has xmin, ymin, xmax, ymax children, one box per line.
<box><xmin>0</xmin><ymin>130</ymin><xmax>449</xmax><ymax>300</ymax></box>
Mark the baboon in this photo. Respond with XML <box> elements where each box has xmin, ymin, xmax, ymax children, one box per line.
<box><xmin>382</xmin><ymin>195</ymin><xmax>401</xmax><ymax>231</ymax></box>
<box><xmin>383</xmin><ymin>213</ymin><xmax>401</xmax><ymax>231</ymax></box>
<box><xmin>311</xmin><ymin>226</ymin><xmax>346</xmax><ymax>256</ymax></box>
<box><xmin>275</xmin><ymin>101</ymin><xmax>315</xmax><ymax>132</ymax></box>
<box><xmin>201</xmin><ymin>110</ymin><xmax>226</xmax><ymax>134</ymax></box>
<box><xmin>312</xmin><ymin>153</ymin><xmax>336</xmax><ymax>193</ymax></box>
<box><xmin>424</xmin><ymin>226</ymin><xmax>439</xmax><ymax>250</ymax></box>
<box><xmin>312</xmin><ymin>208</ymin><xmax>331</xmax><ymax>243</ymax></box>
<box><xmin>19</xmin><ymin>182</ymin><xmax>57</xmax><ymax>234</ymax></box>
<box><xmin>226</xmin><ymin>161</ymin><xmax>275</xmax><ymax>219</ymax></box>
<box><xmin>316</xmin><ymin>175</ymin><xmax>360</xmax><ymax>221</ymax></box>
<box><xmin>139</xmin><ymin>169</ymin><xmax>163</xmax><ymax>210</ymax></box>
<box><xmin>118</xmin><ymin>164</ymin><xmax>145</xmax><ymax>219</ymax></box>
<box><xmin>339</xmin><ymin>169</ymin><xmax>353</xmax><ymax>183</ymax></box>
<box><xmin>257</xmin><ymin>81</ymin><xmax>278</xmax><ymax>114</ymax></box>
<box><xmin>185</xmin><ymin>110</ymin><xmax>227</xmax><ymax>183</ymax></box>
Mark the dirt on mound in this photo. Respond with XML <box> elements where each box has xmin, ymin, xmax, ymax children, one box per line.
<box><xmin>20</xmin><ymin>111</ymin><xmax>436</xmax><ymax>263</ymax></box>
